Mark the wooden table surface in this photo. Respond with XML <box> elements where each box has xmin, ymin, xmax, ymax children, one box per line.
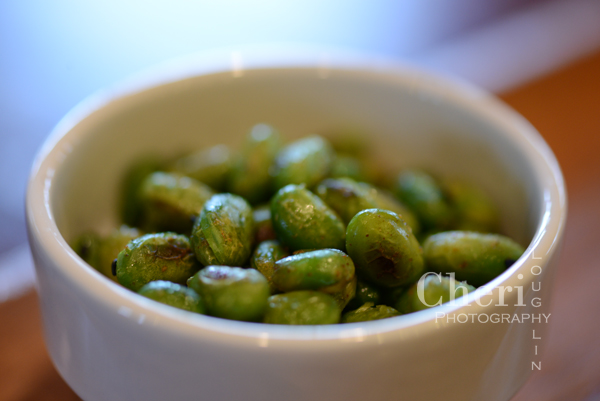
<box><xmin>1</xmin><ymin>51</ymin><xmax>599</xmax><ymax>401</ymax></box>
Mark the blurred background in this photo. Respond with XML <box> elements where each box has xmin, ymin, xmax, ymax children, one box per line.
<box><xmin>1</xmin><ymin>0</ymin><xmax>599</xmax><ymax>399</ymax></box>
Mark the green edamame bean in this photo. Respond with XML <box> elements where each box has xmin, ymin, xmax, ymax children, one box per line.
<box><xmin>271</xmin><ymin>184</ymin><xmax>346</xmax><ymax>251</ymax></box>
<box><xmin>189</xmin><ymin>226</ymin><xmax>219</xmax><ymax>266</ymax></box>
<box><xmin>366</xmin><ymin>186</ymin><xmax>420</xmax><ymax>234</ymax></box>
<box><xmin>345</xmin><ymin>279</ymin><xmax>382</xmax><ymax>311</ymax></box>
<box><xmin>394</xmin><ymin>274</ymin><xmax>475</xmax><ymax>314</ymax></box>
<box><xmin>139</xmin><ymin>171</ymin><xmax>214</xmax><ymax>234</ymax></box>
<box><xmin>394</xmin><ymin>169</ymin><xmax>453</xmax><ymax>230</ymax></box>
<box><xmin>120</xmin><ymin>156</ymin><xmax>163</xmax><ymax>227</ymax></box>
<box><xmin>423</xmin><ymin>231</ymin><xmax>525</xmax><ymax>286</ymax></box>
<box><xmin>325</xmin><ymin>130</ymin><xmax>391</xmax><ymax>185</ymax></box>
<box><xmin>271</xmin><ymin>135</ymin><xmax>334</xmax><ymax>190</ymax></box>
<box><xmin>341</xmin><ymin>302</ymin><xmax>400</xmax><ymax>323</ymax></box>
<box><xmin>330</xmin><ymin>155</ymin><xmax>367</xmax><ymax>182</ymax></box>
<box><xmin>138</xmin><ymin>280</ymin><xmax>205</xmax><ymax>314</ymax></box>
<box><xmin>315</xmin><ymin>178</ymin><xmax>376</xmax><ymax>224</ymax></box>
<box><xmin>316</xmin><ymin>177</ymin><xmax>419</xmax><ymax>233</ymax></box>
<box><xmin>324</xmin><ymin>129</ymin><xmax>369</xmax><ymax>158</ymax></box>
<box><xmin>187</xmin><ymin>266</ymin><xmax>269</xmax><ymax>321</ymax></box>
<box><xmin>97</xmin><ymin>225</ymin><xmax>141</xmax><ymax>282</ymax></box>
<box><xmin>191</xmin><ymin>193</ymin><xmax>254</xmax><ymax>267</ymax></box>
<box><xmin>228</xmin><ymin>124</ymin><xmax>281</xmax><ymax>204</ymax></box>
<box><xmin>272</xmin><ymin>249</ymin><xmax>357</xmax><ymax>309</ymax></box>
<box><xmin>263</xmin><ymin>291</ymin><xmax>341</xmax><ymax>325</ymax></box>
<box><xmin>250</xmin><ymin>240</ymin><xmax>289</xmax><ymax>292</ymax></box>
<box><xmin>291</xmin><ymin>249</ymin><xmax>317</xmax><ymax>255</ymax></box>
<box><xmin>443</xmin><ymin>180</ymin><xmax>500</xmax><ymax>233</ymax></box>
<box><xmin>170</xmin><ymin>144</ymin><xmax>233</xmax><ymax>191</ymax></box>
<box><xmin>71</xmin><ymin>232</ymin><xmax>101</xmax><ymax>269</ymax></box>
<box><xmin>116</xmin><ymin>232</ymin><xmax>200</xmax><ymax>292</ymax></box>
<box><xmin>272</xmin><ymin>249</ymin><xmax>356</xmax><ymax>303</ymax></box>
<box><xmin>346</xmin><ymin>209</ymin><xmax>424</xmax><ymax>288</ymax></box>
<box><xmin>331</xmin><ymin>275</ymin><xmax>357</xmax><ymax>310</ymax></box>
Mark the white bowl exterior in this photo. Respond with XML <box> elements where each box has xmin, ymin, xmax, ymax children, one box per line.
<box><xmin>26</xmin><ymin>53</ymin><xmax>566</xmax><ymax>401</ymax></box>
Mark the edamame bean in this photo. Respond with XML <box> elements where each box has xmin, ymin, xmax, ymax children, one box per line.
<box><xmin>316</xmin><ymin>177</ymin><xmax>419</xmax><ymax>232</ymax></box>
<box><xmin>271</xmin><ymin>135</ymin><xmax>334</xmax><ymax>190</ymax></box>
<box><xmin>346</xmin><ymin>209</ymin><xmax>424</xmax><ymax>287</ymax></box>
<box><xmin>139</xmin><ymin>171</ymin><xmax>214</xmax><ymax>233</ymax></box>
<box><xmin>187</xmin><ymin>266</ymin><xmax>269</xmax><ymax>321</ymax></box>
<box><xmin>325</xmin><ymin>129</ymin><xmax>368</xmax><ymax>157</ymax></box>
<box><xmin>367</xmin><ymin>186</ymin><xmax>420</xmax><ymax>234</ymax></box>
<box><xmin>138</xmin><ymin>280</ymin><xmax>205</xmax><ymax>314</ymax></box>
<box><xmin>250</xmin><ymin>240</ymin><xmax>289</xmax><ymax>292</ymax></box>
<box><xmin>315</xmin><ymin>177</ymin><xmax>377</xmax><ymax>224</ymax></box>
<box><xmin>330</xmin><ymin>155</ymin><xmax>367</xmax><ymax>182</ymax></box>
<box><xmin>228</xmin><ymin>124</ymin><xmax>281</xmax><ymax>204</ymax></box>
<box><xmin>345</xmin><ymin>279</ymin><xmax>382</xmax><ymax>311</ymax></box>
<box><xmin>97</xmin><ymin>225</ymin><xmax>141</xmax><ymax>282</ymax></box>
<box><xmin>271</xmin><ymin>184</ymin><xmax>346</xmax><ymax>251</ymax></box>
<box><xmin>423</xmin><ymin>231</ymin><xmax>525</xmax><ymax>286</ymax></box>
<box><xmin>341</xmin><ymin>302</ymin><xmax>400</xmax><ymax>323</ymax></box>
<box><xmin>116</xmin><ymin>232</ymin><xmax>200</xmax><ymax>291</ymax></box>
<box><xmin>170</xmin><ymin>144</ymin><xmax>232</xmax><ymax>191</ymax></box>
<box><xmin>190</xmin><ymin>193</ymin><xmax>254</xmax><ymax>267</ymax></box>
<box><xmin>443</xmin><ymin>180</ymin><xmax>499</xmax><ymax>233</ymax></box>
<box><xmin>71</xmin><ymin>232</ymin><xmax>101</xmax><ymax>270</ymax></box>
<box><xmin>394</xmin><ymin>169</ymin><xmax>453</xmax><ymax>230</ymax></box>
<box><xmin>331</xmin><ymin>276</ymin><xmax>357</xmax><ymax>310</ymax></box>
<box><xmin>120</xmin><ymin>156</ymin><xmax>163</xmax><ymax>227</ymax></box>
<box><xmin>272</xmin><ymin>249</ymin><xmax>356</xmax><ymax>307</ymax></box>
<box><xmin>263</xmin><ymin>291</ymin><xmax>341</xmax><ymax>325</ymax></box>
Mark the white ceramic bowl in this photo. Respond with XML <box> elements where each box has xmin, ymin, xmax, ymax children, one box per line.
<box><xmin>26</xmin><ymin>50</ymin><xmax>566</xmax><ymax>401</ymax></box>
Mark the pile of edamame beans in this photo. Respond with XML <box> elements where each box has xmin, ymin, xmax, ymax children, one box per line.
<box><xmin>72</xmin><ymin>124</ymin><xmax>524</xmax><ymax>325</ymax></box>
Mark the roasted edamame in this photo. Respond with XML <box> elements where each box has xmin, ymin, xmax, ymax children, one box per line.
<box><xmin>72</xmin><ymin>125</ymin><xmax>528</xmax><ymax>326</ymax></box>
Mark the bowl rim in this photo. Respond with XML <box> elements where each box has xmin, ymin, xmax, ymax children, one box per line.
<box><xmin>26</xmin><ymin>48</ymin><xmax>567</xmax><ymax>344</ymax></box>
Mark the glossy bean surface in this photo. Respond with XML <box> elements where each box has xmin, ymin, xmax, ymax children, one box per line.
<box><xmin>116</xmin><ymin>232</ymin><xmax>200</xmax><ymax>291</ymax></box>
<box><xmin>271</xmin><ymin>184</ymin><xmax>346</xmax><ymax>251</ymax></box>
<box><xmin>341</xmin><ymin>302</ymin><xmax>400</xmax><ymax>323</ymax></box>
<box><xmin>423</xmin><ymin>231</ymin><xmax>525</xmax><ymax>286</ymax></box>
<box><xmin>346</xmin><ymin>209</ymin><xmax>424</xmax><ymax>288</ymax></box>
<box><xmin>271</xmin><ymin>135</ymin><xmax>334</xmax><ymax>190</ymax></box>
<box><xmin>187</xmin><ymin>266</ymin><xmax>270</xmax><ymax>321</ymax></box>
<box><xmin>138</xmin><ymin>280</ymin><xmax>205</xmax><ymax>314</ymax></box>
<box><xmin>191</xmin><ymin>193</ymin><xmax>254</xmax><ymax>267</ymax></box>
<box><xmin>263</xmin><ymin>291</ymin><xmax>341</xmax><ymax>325</ymax></box>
